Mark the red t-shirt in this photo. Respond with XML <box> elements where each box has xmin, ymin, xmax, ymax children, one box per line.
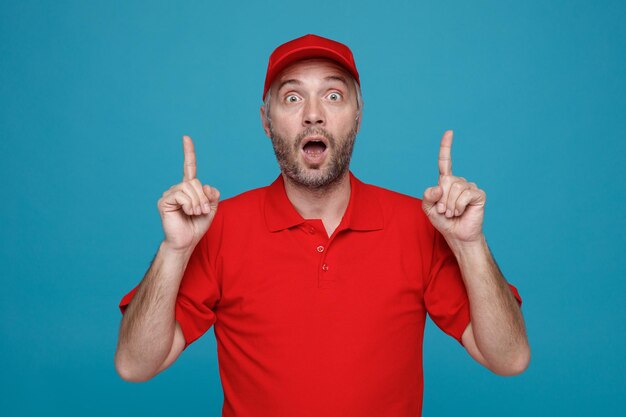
<box><xmin>119</xmin><ymin>172</ymin><xmax>522</xmax><ymax>417</ymax></box>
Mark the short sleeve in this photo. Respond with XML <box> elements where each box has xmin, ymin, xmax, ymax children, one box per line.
<box><xmin>118</xmin><ymin>229</ymin><xmax>221</xmax><ymax>349</ymax></box>
<box><xmin>424</xmin><ymin>230</ymin><xmax>522</xmax><ymax>345</ymax></box>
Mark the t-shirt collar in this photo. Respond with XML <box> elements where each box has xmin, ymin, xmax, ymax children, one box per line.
<box><xmin>264</xmin><ymin>171</ymin><xmax>383</xmax><ymax>232</ymax></box>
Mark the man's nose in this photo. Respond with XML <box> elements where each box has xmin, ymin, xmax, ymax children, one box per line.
<box><xmin>303</xmin><ymin>98</ymin><xmax>325</xmax><ymax>126</ymax></box>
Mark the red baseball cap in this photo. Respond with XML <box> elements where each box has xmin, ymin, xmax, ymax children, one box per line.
<box><xmin>262</xmin><ymin>34</ymin><xmax>360</xmax><ymax>100</ymax></box>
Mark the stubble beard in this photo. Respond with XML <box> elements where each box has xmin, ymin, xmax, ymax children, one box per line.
<box><xmin>269</xmin><ymin>123</ymin><xmax>358</xmax><ymax>190</ymax></box>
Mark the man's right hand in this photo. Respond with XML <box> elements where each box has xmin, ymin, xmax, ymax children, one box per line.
<box><xmin>157</xmin><ymin>135</ymin><xmax>220</xmax><ymax>252</ymax></box>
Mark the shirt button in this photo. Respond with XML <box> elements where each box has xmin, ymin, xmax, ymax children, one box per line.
<box><xmin>308</xmin><ymin>227</ymin><xmax>316</xmax><ymax>234</ymax></box>
<box><xmin>322</xmin><ymin>264</ymin><xmax>329</xmax><ymax>271</ymax></box>
<box><xmin>316</xmin><ymin>245</ymin><xmax>324</xmax><ymax>253</ymax></box>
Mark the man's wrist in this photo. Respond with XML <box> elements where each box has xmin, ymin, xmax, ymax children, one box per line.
<box><xmin>159</xmin><ymin>240</ymin><xmax>196</xmax><ymax>262</ymax></box>
<box><xmin>446</xmin><ymin>234</ymin><xmax>489</xmax><ymax>261</ymax></box>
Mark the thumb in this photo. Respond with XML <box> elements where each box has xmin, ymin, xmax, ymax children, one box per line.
<box><xmin>422</xmin><ymin>186</ymin><xmax>442</xmax><ymax>213</ymax></box>
<box><xmin>203</xmin><ymin>185</ymin><xmax>220</xmax><ymax>207</ymax></box>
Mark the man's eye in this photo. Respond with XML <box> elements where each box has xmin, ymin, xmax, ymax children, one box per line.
<box><xmin>328</xmin><ymin>92</ymin><xmax>342</xmax><ymax>101</ymax></box>
<box><xmin>286</xmin><ymin>95</ymin><xmax>300</xmax><ymax>103</ymax></box>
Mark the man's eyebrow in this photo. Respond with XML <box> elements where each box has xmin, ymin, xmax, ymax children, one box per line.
<box><xmin>276</xmin><ymin>76</ymin><xmax>350</xmax><ymax>93</ymax></box>
<box><xmin>324</xmin><ymin>75</ymin><xmax>349</xmax><ymax>87</ymax></box>
<box><xmin>276</xmin><ymin>79</ymin><xmax>302</xmax><ymax>92</ymax></box>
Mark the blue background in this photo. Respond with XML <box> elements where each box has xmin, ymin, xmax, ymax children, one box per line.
<box><xmin>1</xmin><ymin>1</ymin><xmax>624</xmax><ymax>415</ymax></box>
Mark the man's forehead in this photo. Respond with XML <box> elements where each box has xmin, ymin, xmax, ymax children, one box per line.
<box><xmin>273</xmin><ymin>58</ymin><xmax>353</xmax><ymax>87</ymax></box>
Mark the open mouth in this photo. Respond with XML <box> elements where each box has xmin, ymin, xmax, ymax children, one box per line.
<box><xmin>302</xmin><ymin>139</ymin><xmax>327</xmax><ymax>156</ymax></box>
<box><xmin>300</xmin><ymin>136</ymin><xmax>329</xmax><ymax>165</ymax></box>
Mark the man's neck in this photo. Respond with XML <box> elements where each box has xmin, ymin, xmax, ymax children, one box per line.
<box><xmin>282</xmin><ymin>171</ymin><xmax>351</xmax><ymax>238</ymax></box>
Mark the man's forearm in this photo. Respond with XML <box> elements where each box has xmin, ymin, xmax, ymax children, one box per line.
<box><xmin>114</xmin><ymin>241</ymin><xmax>193</xmax><ymax>381</ymax></box>
<box><xmin>449</xmin><ymin>235</ymin><xmax>530</xmax><ymax>373</ymax></box>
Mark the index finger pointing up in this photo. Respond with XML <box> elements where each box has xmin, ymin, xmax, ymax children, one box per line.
<box><xmin>438</xmin><ymin>130</ymin><xmax>454</xmax><ymax>176</ymax></box>
<box><xmin>182</xmin><ymin>135</ymin><xmax>197</xmax><ymax>180</ymax></box>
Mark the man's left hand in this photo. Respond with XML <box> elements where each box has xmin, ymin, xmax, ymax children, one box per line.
<box><xmin>422</xmin><ymin>130</ymin><xmax>486</xmax><ymax>244</ymax></box>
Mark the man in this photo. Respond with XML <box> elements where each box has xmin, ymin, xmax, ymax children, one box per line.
<box><xmin>115</xmin><ymin>34</ymin><xmax>530</xmax><ymax>416</ymax></box>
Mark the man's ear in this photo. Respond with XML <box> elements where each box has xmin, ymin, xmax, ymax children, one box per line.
<box><xmin>260</xmin><ymin>106</ymin><xmax>271</xmax><ymax>138</ymax></box>
<box><xmin>355</xmin><ymin>109</ymin><xmax>362</xmax><ymax>133</ymax></box>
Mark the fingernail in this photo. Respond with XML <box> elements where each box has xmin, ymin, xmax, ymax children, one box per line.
<box><xmin>454</xmin><ymin>209</ymin><xmax>460</xmax><ymax>216</ymax></box>
<box><xmin>445</xmin><ymin>209</ymin><xmax>452</xmax><ymax>218</ymax></box>
<box><xmin>203</xmin><ymin>203</ymin><xmax>210</xmax><ymax>212</ymax></box>
<box><xmin>437</xmin><ymin>203</ymin><xmax>445</xmax><ymax>213</ymax></box>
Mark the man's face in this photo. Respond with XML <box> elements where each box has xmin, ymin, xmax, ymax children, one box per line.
<box><xmin>261</xmin><ymin>59</ymin><xmax>361</xmax><ymax>189</ymax></box>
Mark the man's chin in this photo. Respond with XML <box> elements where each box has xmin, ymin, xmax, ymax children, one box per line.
<box><xmin>285</xmin><ymin>166</ymin><xmax>348</xmax><ymax>190</ymax></box>
<box><xmin>303</xmin><ymin>162</ymin><xmax>323</xmax><ymax>170</ymax></box>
